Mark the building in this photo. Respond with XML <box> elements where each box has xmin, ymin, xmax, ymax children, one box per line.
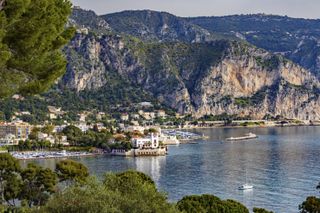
<box><xmin>149</xmin><ymin>112</ymin><xmax>156</xmax><ymax>119</ymax></box>
<box><xmin>131</xmin><ymin>133</ymin><xmax>159</xmax><ymax>149</ymax></box>
<box><xmin>96</xmin><ymin>112</ymin><xmax>106</xmax><ymax>120</ymax></box>
<box><xmin>138</xmin><ymin>102</ymin><xmax>153</xmax><ymax>108</ymax></box>
<box><xmin>75</xmin><ymin>123</ymin><xmax>90</xmax><ymax>132</ymax></box>
<box><xmin>0</xmin><ymin>122</ymin><xmax>32</xmax><ymax>142</ymax></box>
<box><xmin>141</xmin><ymin>112</ymin><xmax>152</xmax><ymax>120</ymax></box>
<box><xmin>78</xmin><ymin>111</ymin><xmax>91</xmax><ymax>122</ymax></box>
<box><xmin>159</xmin><ymin>134</ymin><xmax>180</xmax><ymax>145</ymax></box>
<box><xmin>0</xmin><ymin>134</ymin><xmax>17</xmax><ymax>146</ymax></box>
<box><xmin>38</xmin><ymin>132</ymin><xmax>55</xmax><ymax>144</ymax></box>
<box><xmin>48</xmin><ymin>106</ymin><xmax>65</xmax><ymax>120</ymax></box>
<box><xmin>131</xmin><ymin>114</ymin><xmax>140</xmax><ymax>120</ymax></box>
<box><xmin>54</xmin><ymin>125</ymin><xmax>67</xmax><ymax>133</ymax></box>
<box><xmin>120</xmin><ymin>113</ymin><xmax>129</xmax><ymax>121</ymax></box>
<box><xmin>130</xmin><ymin>120</ymin><xmax>139</xmax><ymax>126</ymax></box>
<box><xmin>14</xmin><ymin>111</ymin><xmax>31</xmax><ymax>116</ymax></box>
<box><xmin>157</xmin><ymin>110</ymin><xmax>166</xmax><ymax>118</ymax></box>
<box><xmin>124</xmin><ymin>125</ymin><xmax>145</xmax><ymax>133</ymax></box>
<box><xmin>76</xmin><ymin>27</ymin><xmax>89</xmax><ymax>35</ymax></box>
<box><xmin>12</xmin><ymin>94</ymin><xmax>24</xmax><ymax>100</ymax></box>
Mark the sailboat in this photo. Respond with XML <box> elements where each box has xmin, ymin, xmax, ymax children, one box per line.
<box><xmin>238</xmin><ymin>169</ymin><xmax>253</xmax><ymax>190</ymax></box>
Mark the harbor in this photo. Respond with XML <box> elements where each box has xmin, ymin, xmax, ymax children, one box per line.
<box><xmin>162</xmin><ymin>129</ymin><xmax>205</xmax><ymax>141</ymax></box>
<box><xmin>11</xmin><ymin>150</ymin><xmax>98</xmax><ymax>160</ymax></box>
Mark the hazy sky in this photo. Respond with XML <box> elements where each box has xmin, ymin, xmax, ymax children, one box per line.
<box><xmin>71</xmin><ymin>0</ymin><xmax>320</xmax><ymax>19</ymax></box>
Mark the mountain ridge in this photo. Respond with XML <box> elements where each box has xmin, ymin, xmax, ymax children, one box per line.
<box><xmin>2</xmin><ymin>8</ymin><xmax>320</xmax><ymax>122</ymax></box>
<box><xmin>100</xmin><ymin>9</ymin><xmax>320</xmax><ymax>77</ymax></box>
<box><xmin>62</xmin><ymin>8</ymin><xmax>320</xmax><ymax>119</ymax></box>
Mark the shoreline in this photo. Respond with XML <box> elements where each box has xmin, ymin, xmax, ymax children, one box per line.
<box><xmin>177</xmin><ymin>123</ymin><xmax>320</xmax><ymax>130</ymax></box>
<box><xmin>12</xmin><ymin>151</ymin><xmax>103</xmax><ymax>161</ymax></box>
<box><xmin>10</xmin><ymin>124</ymin><xmax>320</xmax><ymax>160</ymax></box>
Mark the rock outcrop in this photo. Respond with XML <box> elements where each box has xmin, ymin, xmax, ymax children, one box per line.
<box><xmin>62</xmin><ymin>29</ymin><xmax>320</xmax><ymax>120</ymax></box>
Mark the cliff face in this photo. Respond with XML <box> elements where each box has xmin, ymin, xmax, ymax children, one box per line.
<box><xmin>187</xmin><ymin>14</ymin><xmax>320</xmax><ymax>77</ymax></box>
<box><xmin>62</xmin><ymin>31</ymin><xmax>320</xmax><ymax>120</ymax></box>
<box><xmin>191</xmin><ymin>43</ymin><xmax>320</xmax><ymax>119</ymax></box>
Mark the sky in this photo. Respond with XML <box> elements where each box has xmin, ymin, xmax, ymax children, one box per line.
<box><xmin>71</xmin><ymin>0</ymin><xmax>320</xmax><ymax>19</ymax></box>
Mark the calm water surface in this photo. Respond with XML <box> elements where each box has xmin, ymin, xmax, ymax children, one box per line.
<box><xmin>25</xmin><ymin>126</ymin><xmax>320</xmax><ymax>213</ymax></box>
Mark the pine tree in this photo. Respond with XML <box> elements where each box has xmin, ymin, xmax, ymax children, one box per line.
<box><xmin>0</xmin><ymin>0</ymin><xmax>74</xmax><ymax>98</ymax></box>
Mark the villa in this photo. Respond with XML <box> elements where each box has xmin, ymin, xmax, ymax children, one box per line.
<box><xmin>132</xmin><ymin>133</ymin><xmax>159</xmax><ymax>149</ymax></box>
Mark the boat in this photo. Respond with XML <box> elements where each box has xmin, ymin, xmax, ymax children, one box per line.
<box><xmin>238</xmin><ymin>184</ymin><xmax>254</xmax><ymax>190</ymax></box>
<box><xmin>238</xmin><ymin>168</ymin><xmax>253</xmax><ymax>190</ymax></box>
<box><xmin>226</xmin><ymin>133</ymin><xmax>258</xmax><ymax>141</ymax></box>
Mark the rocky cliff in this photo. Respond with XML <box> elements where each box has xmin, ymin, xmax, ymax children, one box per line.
<box><xmin>62</xmin><ymin>27</ymin><xmax>320</xmax><ymax>120</ymax></box>
<box><xmin>187</xmin><ymin>14</ymin><xmax>320</xmax><ymax>77</ymax></box>
<box><xmin>102</xmin><ymin>11</ymin><xmax>320</xmax><ymax>78</ymax></box>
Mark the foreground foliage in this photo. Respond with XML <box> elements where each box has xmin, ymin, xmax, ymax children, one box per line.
<box><xmin>42</xmin><ymin>170</ymin><xmax>178</xmax><ymax>213</ymax></box>
<box><xmin>177</xmin><ymin>194</ymin><xmax>249</xmax><ymax>213</ymax></box>
<box><xmin>0</xmin><ymin>153</ymin><xmax>319</xmax><ymax>212</ymax></box>
<box><xmin>0</xmin><ymin>154</ymin><xmax>86</xmax><ymax>210</ymax></box>
<box><xmin>0</xmin><ymin>0</ymin><xmax>74</xmax><ymax>98</ymax></box>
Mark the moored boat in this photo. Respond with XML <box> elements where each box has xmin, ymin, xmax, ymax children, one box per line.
<box><xmin>226</xmin><ymin>133</ymin><xmax>258</xmax><ymax>141</ymax></box>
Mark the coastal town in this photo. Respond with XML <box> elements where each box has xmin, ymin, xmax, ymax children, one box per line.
<box><xmin>0</xmin><ymin>101</ymin><xmax>318</xmax><ymax>160</ymax></box>
<box><xmin>0</xmin><ymin>102</ymin><xmax>205</xmax><ymax>159</ymax></box>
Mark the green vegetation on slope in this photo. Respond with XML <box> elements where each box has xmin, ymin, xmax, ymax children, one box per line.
<box><xmin>187</xmin><ymin>15</ymin><xmax>320</xmax><ymax>75</ymax></box>
<box><xmin>124</xmin><ymin>37</ymin><xmax>229</xmax><ymax>95</ymax></box>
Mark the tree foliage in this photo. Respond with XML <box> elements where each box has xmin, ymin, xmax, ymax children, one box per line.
<box><xmin>55</xmin><ymin>159</ymin><xmax>89</xmax><ymax>185</ymax></box>
<box><xmin>253</xmin><ymin>207</ymin><xmax>274</xmax><ymax>213</ymax></box>
<box><xmin>300</xmin><ymin>196</ymin><xmax>320</xmax><ymax>213</ymax></box>
<box><xmin>20</xmin><ymin>163</ymin><xmax>57</xmax><ymax>207</ymax></box>
<box><xmin>0</xmin><ymin>0</ymin><xmax>74</xmax><ymax>98</ymax></box>
<box><xmin>177</xmin><ymin>194</ymin><xmax>249</xmax><ymax>213</ymax></box>
<box><xmin>43</xmin><ymin>171</ymin><xmax>178</xmax><ymax>213</ymax></box>
<box><xmin>0</xmin><ymin>153</ymin><xmax>21</xmax><ymax>205</ymax></box>
<box><xmin>300</xmin><ymin>183</ymin><xmax>320</xmax><ymax>213</ymax></box>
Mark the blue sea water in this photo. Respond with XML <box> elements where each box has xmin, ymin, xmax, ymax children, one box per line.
<box><xmin>27</xmin><ymin>126</ymin><xmax>320</xmax><ymax>213</ymax></box>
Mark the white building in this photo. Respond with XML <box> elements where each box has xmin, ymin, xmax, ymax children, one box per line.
<box><xmin>38</xmin><ymin>132</ymin><xmax>55</xmax><ymax>144</ymax></box>
<box><xmin>76</xmin><ymin>123</ymin><xmax>90</xmax><ymax>132</ymax></box>
<box><xmin>130</xmin><ymin>120</ymin><xmax>140</xmax><ymax>126</ymax></box>
<box><xmin>48</xmin><ymin>106</ymin><xmax>65</xmax><ymax>120</ymax></box>
<box><xmin>0</xmin><ymin>134</ymin><xmax>18</xmax><ymax>146</ymax></box>
<box><xmin>159</xmin><ymin>134</ymin><xmax>180</xmax><ymax>145</ymax></box>
<box><xmin>132</xmin><ymin>133</ymin><xmax>159</xmax><ymax>149</ymax></box>
<box><xmin>76</xmin><ymin>27</ymin><xmax>89</xmax><ymax>35</ymax></box>
<box><xmin>131</xmin><ymin>114</ymin><xmax>140</xmax><ymax>120</ymax></box>
<box><xmin>156</xmin><ymin>110</ymin><xmax>166</xmax><ymax>118</ymax></box>
<box><xmin>124</xmin><ymin>125</ymin><xmax>145</xmax><ymax>133</ymax></box>
<box><xmin>120</xmin><ymin>113</ymin><xmax>129</xmax><ymax>121</ymax></box>
<box><xmin>138</xmin><ymin>102</ymin><xmax>153</xmax><ymax>108</ymax></box>
<box><xmin>54</xmin><ymin>125</ymin><xmax>67</xmax><ymax>133</ymax></box>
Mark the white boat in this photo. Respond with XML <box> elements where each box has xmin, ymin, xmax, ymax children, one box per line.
<box><xmin>238</xmin><ymin>169</ymin><xmax>253</xmax><ymax>190</ymax></box>
<box><xmin>226</xmin><ymin>133</ymin><xmax>258</xmax><ymax>141</ymax></box>
<box><xmin>238</xmin><ymin>184</ymin><xmax>253</xmax><ymax>190</ymax></box>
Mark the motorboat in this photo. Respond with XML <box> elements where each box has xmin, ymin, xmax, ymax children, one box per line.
<box><xmin>238</xmin><ymin>184</ymin><xmax>254</xmax><ymax>190</ymax></box>
<box><xmin>226</xmin><ymin>133</ymin><xmax>258</xmax><ymax>141</ymax></box>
